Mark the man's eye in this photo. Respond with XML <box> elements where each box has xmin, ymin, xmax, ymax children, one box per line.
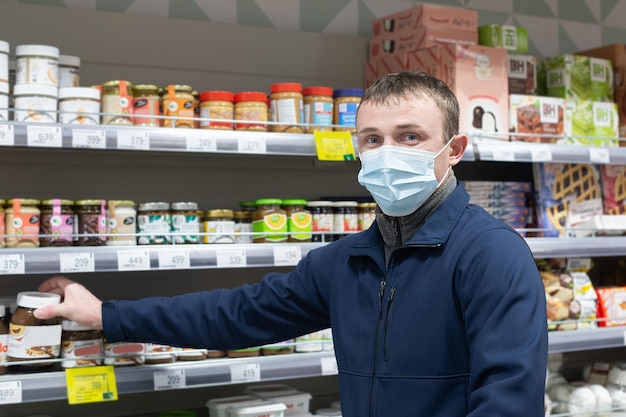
<box><xmin>366</xmin><ymin>137</ymin><xmax>381</xmax><ymax>144</ymax></box>
<box><xmin>404</xmin><ymin>134</ymin><xmax>419</xmax><ymax>142</ymax></box>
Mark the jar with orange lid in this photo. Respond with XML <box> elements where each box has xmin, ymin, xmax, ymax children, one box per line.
<box><xmin>303</xmin><ymin>86</ymin><xmax>333</xmax><ymax>133</ymax></box>
<box><xmin>281</xmin><ymin>199</ymin><xmax>312</xmax><ymax>242</ymax></box>
<box><xmin>40</xmin><ymin>199</ymin><xmax>74</xmax><ymax>247</ymax></box>
<box><xmin>252</xmin><ymin>199</ymin><xmax>287</xmax><ymax>243</ymax></box>
<box><xmin>333</xmin><ymin>88</ymin><xmax>363</xmax><ymax>134</ymax></box>
<box><xmin>5</xmin><ymin>198</ymin><xmax>40</xmax><ymax>248</ymax></box>
<box><xmin>234</xmin><ymin>91</ymin><xmax>268</xmax><ymax>131</ymax></box>
<box><xmin>101</xmin><ymin>80</ymin><xmax>134</xmax><ymax>126</ymax></box>
<box><xmin>162</xmin><ymin>84</ymin><xmax>195</xmax><ymax>128</ymax></box>
<box><xmin>199</xmin><ymin>90</ymin><xmax>234</xmax><ymax>130</ymax></box>
<box><xmin>269</xmin><ymin>82</ymin><xmax>304</xmax><ymax>133</ymax></box>
<box><xmin>132</xmin><ymin>84</ymin><xmax>161</xmax><ymax>127</ymax></box>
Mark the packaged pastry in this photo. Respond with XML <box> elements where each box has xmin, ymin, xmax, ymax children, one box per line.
<box><xmin>509</xmin><ymin>95</ymin><xmax>565</xmax><ymax>143</ymax></box>
<box><xmin>600</xmin><ymin>165</ymin><xmax>626</xmax><ymax>215</ymax></box>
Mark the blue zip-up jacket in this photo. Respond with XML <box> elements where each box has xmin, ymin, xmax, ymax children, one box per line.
<box><xmin>103</xmin><ymin>184</ymin><xmax>548</xmax><ymax>417</ymax></box>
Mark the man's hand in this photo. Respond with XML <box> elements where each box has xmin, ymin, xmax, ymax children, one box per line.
<box><xmin>34</xmin><ymin>276</ymin><xmax>103</xmax><ymax>330</ymax></box>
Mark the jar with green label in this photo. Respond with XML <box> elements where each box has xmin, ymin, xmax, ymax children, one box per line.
<box><xmin>252</xmin><ymin>199</ymin><xmax>286</xmax><ymax>243</ymax></box>
<box><xmin>137</xmin><ymin>202</ymin><xmax>171</xmax><ymax>245</ymax></box>
<box><xmin>281</xmin><ymin>199</ymin><xmax>312</xmax><ymax>242</ymax></box>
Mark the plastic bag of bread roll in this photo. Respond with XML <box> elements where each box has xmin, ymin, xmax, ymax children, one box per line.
<box><xmin>588</xmin><ymin>384</ymin><xmax>612</xmax><ymax>413</ymax></box>
<box><xmin>608</xmin><ymin>385</ymin><xmax>626</xmax><ymax>408</ymax></box>
<box><xmin>567</xmin><ymin>385</ymin><xmax>596</xmax><ymax>417</ymax></box>
<box><xmin>546</xmin><ymin>384</ymin><xmax>574</xmax><ymax>414</ymax></box>
<box><xmin>608</xmin><ymin>362</ymin><xmax>626</xmax><ymax>387</ymax></box>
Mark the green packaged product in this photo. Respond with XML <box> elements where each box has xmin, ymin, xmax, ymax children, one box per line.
<box><xmin>565</xmin><ymin>100</ymin><xmax>619</xmax><ymax>146</ymax></box>
<box><xmin>545</xmin><ymin>54</ymin><xmax>613</xmax><ymax>101</ymax></box>
<box><xmin>479</xmin><ymin>24</ymin><xmax>528</xmax><ymax>53</ymax></box>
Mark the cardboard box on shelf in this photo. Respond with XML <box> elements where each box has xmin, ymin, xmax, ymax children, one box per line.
<box><xmin>508</xmin><ymin>54</ymin><xmax>536</xmax><ymax>95</ymax></box>
<box><xmin>363</xmin><ymin>60</ymin><xmax>378</xmax><ymax>90</ymax></box>
<box><xmin>545</xmin><ymin>54</ymin><xmax>613</xmax><ymax>101</ymax></box>
<box><xmin>509</xmin><ymin>95</ymin><xmax>565</xmax><ymax>143</ymax></box>
<box><xmin>479</xmin><ymin>24</ymin><xmax>529</xmax><ymax>53</ymax></box>
<box><xmin>564</xmin><ymin>100</ymin><xmax>619</xmax><ymax>146</ymax></box>
<box><xmin>615</xmin><ymin>66</ymin><xmax>626</xmax><ymax>140</ymax></box>
<box><xmin>578</xmin><ymin>43</ymin><xmax>626</xmax><ymax>68</ymax></box>
<box><xmin>368</xmin><ymin>26</ymin><xmax>477</xmax><ymax>59</ymax></box>
<box><xmin>407</xmin><ymin>46</ymin><xmax>442</xmax><ymax>79</ymax></box>
<box><xmin>371</xmin><ymin>3</ymin><xmax>478</xmax><ymax>39</ymax></box>
<box><xmin>377</xmin><ymin>53</ymin><xmax>408</xmax><ymax>76</ymax></box>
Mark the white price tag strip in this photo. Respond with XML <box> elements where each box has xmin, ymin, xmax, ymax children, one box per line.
<box><xmin>589</xmin><ymin>147</ymin><xmax>610</xmax><ymax>164</ymax></box>
<box><xmin>530</xmin><ymin>146</ymin><xmax>553</xmax><ymax>162</ymax></box>
<box><xmin>0</xmin><ymin>381</ymin><xmax>22</xmax><ymax>404</ymax></box>
<box><xmin>0</xmin><ymin>124</ymin><xmax>15</xmax><ymax>146</ymax></box>
<box><xmin>27</xmin><ymin>125</ymin><xmax>63</xmax><ymax>148</ymax></box>
<box><xmin>237</xmin><ymin>136</ymin><xmax>267</xmax><ymax>154</ymax></box>
<box><xmin>321</xmin><ymin>356</ymin><xmax>338</xmax><ymax>375</ymax></box>
<box><xmin>158</xmin><ymin>249</ymin><xmax>190</xmax><ymax>269</ymax></box>
<box><xmin>273</xmin><ymin>245</ymin><xmax>302</xmax><ymax>266</ymax></box>
<box><xmin>186</xmin><ymin>135</ymin><xmax>217</xmax><ymax>152</ymax></box>
<box><xmin>117</xmin><ymin>249</ymin><xmax>151</xmax><ymax>271</ymax></box>
<box><xmin>0</xmin><ymin>254</ymin><xmax>25</xmax><ymax>275</ymax></box>
<box><xmin>492</xmin><ymin>148</ymin><xmax>516</xmax><ymax>162</ymax></box>
<box><xmin>230</xmin><ymin>363</ymin><xmax>261</xmax><ymax>383</ymax></box>
<box><xmin>72</xmin><ymin>129</ymin><xmax>107</xmax><ymax>149</ymax></box>
<box><xmin>216</xmin><ymin>249</ymin><xmax>247</xmax><ymax>268</ymax></box>
<box><xmin>154</xmin><ymin>369</ymin><xmax>186</xmax><ymax>391</ymax></box>
<box><xmin>60</xmin><ymin>252</ymin><xmax>95</xmax><ymax>273</ymax></box>
<box><xmin>117</xmin><ymin>130</ymin><xmax>150</xmax><ymax>150</ymax></box>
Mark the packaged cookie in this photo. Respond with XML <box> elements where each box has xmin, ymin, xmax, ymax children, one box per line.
<box><xmin>600</xmin><ymin>165</ymin><xmax>626</xmax><ymax>215</ymax></box>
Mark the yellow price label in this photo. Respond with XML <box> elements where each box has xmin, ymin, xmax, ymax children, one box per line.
<box><xmin>314</xmin><ymin>131</ymin><xmax>356</xmax><ymax>161</ymax></box>
<box><xmin>65</xmin><ymin>366</ymin><xmax>118</xmax><ymax>404</ymax></box>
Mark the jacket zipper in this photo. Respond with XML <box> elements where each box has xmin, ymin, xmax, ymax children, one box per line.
<box><xmin>383</xmin><ymin>286</ymin><xmax>397</xmax><ymax>361</ymax></box>
<box><xmin>369</xmin><ymin>279</ymin><xmax>387</xmax><ymax>417</ymax></box>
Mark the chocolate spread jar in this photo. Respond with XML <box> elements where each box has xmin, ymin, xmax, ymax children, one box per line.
<box><xmin>61</xmin><ymin>319</ymin><xmax>103</xmax><ymax>368</ymax></box>
<box><xmin>8</xmin><ymin>292</ymin><xmax>62</xmax><ymax>367</ymax></box>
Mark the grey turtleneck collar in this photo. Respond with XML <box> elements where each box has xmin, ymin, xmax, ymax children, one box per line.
<box><xmin>375</xmin><ymin>174</ymin><xmax>458</xmax><ymax>267</ymax></box>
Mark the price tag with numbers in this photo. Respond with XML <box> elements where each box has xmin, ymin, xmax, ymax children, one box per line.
<box><xmin>158</xmin><ymin>249</ymin><xmax>190</xmax><ymax>269</ymax></box>
<box><xmin>237</xmin><ymin>136</ymin><xmax>266</xmax><ymax>154</ymax></box>
<box><xmin>0</xmin><ymin>381</ymin><xmax>22</xmax><ymax>404</ymax></box>
<box><xmin>230</xmin><ymin>363</ymin><xmax>261</xmax><ymax>383</ymax></box>
<box><xmin>72</xmin><ymin>129</ymin><xmax>107</xmax><ymax>149</ymax></box>
<box><xmin>216</xmin><ymin>249</ymin><xmax>247</xmax><ymax>268</ymax></box>
<box><xmin>314</xmin><ymin>131</ymin><xmax>356</xmax><ymax>161</ymax></box>
<box><xmin>273</xmin><ymin>245</ymin><xmax>302</xmax><ymax>266</ymax></box>
<box><xmin>0</xmin><ymin>124</ymin><xmax>15</xmax><ymax>146</ymax></box>
<box><xmin>117</xmin><ymin>130</ymin><xmax>150</xmax><ymax>150</ymax></box>
<box><xmin>0</xmin><ymin>254</ymin><xmax>25</xmax><ymax>275</ymax></box>
<box><xmin>65</xmin><ymin>366</ymin><xmax>118</xmax><ymax>404</ymax></box>
<box><xmin>492</xmin><ymin>148</ymin><xmax>516</xmax><ymax>162</ymax></box>
<box><xmin>154</xmin><ymin>369</ymin><xmax>186</xmax><ymax>391</ymax></box>
<box><xmin>589</xmin><ymin>147</ymin><xmax>610</xmax><ymax>164</ymax></box>
<box><xmin>186</xmin><ymin>135</ymin><xmax>217</xmax><ymax>152</ymax></box>
<box><xmin>530</xmin><ymin>146</ymin><xmax>553</xmax><ymax>162</ymax></box>
<box><xmin>321</xmin><ymin>356</ymin><xmax>338</xmax><ymax>375</ymax></box>
<box><xmin>117</xmin><ymin>249</ymin><xmax>151</xmax><ymax>271</ymax></box>
<box><xmin>27</xmin><ymin>125</ymin><xmax>63</xmax><ymax>148</ymax></box>
<box><xmin>60</xmin><ymin>252</ymin><xmax>95</xmax><ymax>273</ymax></box>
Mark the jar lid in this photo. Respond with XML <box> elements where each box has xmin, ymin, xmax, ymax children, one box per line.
<box><xmin>13</xmin><ymin>84</ymin><xmax>58</xmax><ymax>97</ymax></box>
<box><xmin>270</xmin><ymin>82</ymin><xmax>302</xmax><ymax>94</ymax></box>
<box><xmin>234</xmin><ymin>210</ymin><xmax>252</xmax><ymax>220</ymax></box>
<box><xmin>171</xmin><ymin>202</ymin><xmax>199</xmax><ymax>211</ymax></box>
<box><xmin>0</xmin><ymin>83</ymin><xmax>8</xmax><ymax>95</ymax></box>
<box><xmin>8</xmin><ymin>198</ymin><xmax>40</xmax><ymax>206</ymax></box>
<box><xmin>102</xmin><ymin>80</ymin><xmax>133</xmax><ymax>90</ymax></box>
<box><xmin>133</xmin><ymin>84</ymin><xmax>159</xmax><ymax>93</ymax></box>
<box><xmin>62</xmin><ymin>319</ymin><xmax>96</xmax><ymax>331</ymax></box>
<box><xmin>239</xmin><ymin>201</ymin><xmax>257</xmax><ymax>210</ymax></box>
<box><xmin>281</xmin><ymin>199</ymin><xmax>308</xmax><ymax>206</ymax></box>
<box><xmin>138</xmin><ymin>202</ymin><xmax>170</xmax><ymax>211</ymax></box>
<box><xmin>333</xmin><ymin>88</ymin><xmax>364</xmax><ymax>98</ymax></box>
<box><xmin>59</xmin><ymin>54</ymin><xmax>80</xmax><ymax>67</ymax></box>
<box><xmin>0</xmin><ymin>40</ymin><xmax>8</xmax><ymax>53</ymax></box>
<box><xmin>58</xmin><ymin>87</ymin><xmax>100</xmax><ymax>101</ymax></box>
<box><xmin>255</xmin><ymin>198</ymin><xmax>283</xmax><ymax>205</ymax></box>
<box><xmin>40</xmin><ymin>199</ymin><xmax>74</xmax><ymax>206</ymax></box>
<box><xmin>332</xmin><ymin>201</ymin><xmax>358</xmax><ymax>207</ymax></box>
<box><xmin>234</xmin><ymin>91</ymin><xmax>268</xmax><ymax>103</ymax></box>
<box><xmin>357</xmin><ymin>202</ymin><xmax>377</xmax><ymax>208</ymax></box>
<box><xmin>165</xmin><ymin>84</ymin><xmax>193</xmax><ymax>94</ymax></box>
<box><xmin>0</xmin><ymin>199</ymin><xmax>5</xmax><ymax>206</ymax></box>
<box><xmin>109</xmin><ymin>200</ymin><xmax>136</xmax><ymax>207</ymax></box>
<box><xmin>16</xmin><ymin>291</ymin><xmax>61</xmax><ymax>309</ymax></box>
<box><xmin>16</xmin><ymin>44</ymin><xmax>59</xmax><ymax>58</ymax></box>
<box><xmin>199</xmin><ymin>90</ymin><xmax>234</xmax><ymax>102</ymax></box>
<box><xmin>303</xmin><ymin>86</ymin><xmax>333</xmax><ymax>97</ymax></box>
<box><xmin>75</xmin><ymin>199</ymin><xmax>106</xmax><ymax>206</ymax></box>
<box><xmin>206</xmin><ymin>209</ymin><xmax>234</xmax><ymax>218</ymax></box>
<box><xmin>306</xmin><ymin>201</ymin><xmax>333</xmax><ymax>207</ymax></box>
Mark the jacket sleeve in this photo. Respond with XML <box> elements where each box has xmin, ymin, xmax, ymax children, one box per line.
<box><xmin>102</xmin><ymin>248</ymin><xmax>332</xmax><ymax>349</ymax></box>
<box><xmin>458</xmin><ymin>228</ymin><xmax>548</xmax><ymax>417</ymax></box>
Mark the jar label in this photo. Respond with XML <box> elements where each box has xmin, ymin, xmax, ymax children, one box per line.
<box><xmin>234</xmin><ymin>222</ymin><xmax>253</xmax><ymax>244</ymax></box>
<box><xmin>272</xmin><ymin>98</ymin><xmax>300</xmax><ymax>124</ymax></box>
<box><xmin>171</xmin><ymin>214</ymin><xmax>199</xmax><ymax>244</ymax></box>
<box><xmin>42</xmin><ymin>213</ymin><xmax>74</xmax><ymax>243</ymax></box>
<box><xmin>104</xmin><ymin>342</ymin><xmax>145</xmax><ymax>366</ymax></box>
<box><xmin>108</xmin><ymin>212</ymin><xmax>136</xmax><ymax>243</ymax></box>
<box><xmin>59</xmin><ymin>98</ymin><xmax>100</xmax><ymax>125</ymax></box>
<box><xmin>0</xmin><ymin>334</ymin><xmax>7</xmax><ymax>365</ymax></box>
<box><xmin>8</xmin><ymin>212</ymin><xmax>39</xmax><ymax>243</ymax></box>
<box><xmin>14</xmin><ymin>95</ymin><xmax>57</xmax><ymax>123</ymax></box>
<box><xmin>16</xmin><ymin>56</ymin><xmax>58</xmax><ymax>86</ymax></box>
<box><xmin>305</xmin><ymin>102</ymin><xmax>333</xmax><ymax>126</ymax></box>
<box><xmin>200</xmin><ymin>105</ymin><xmax>234</xmax><ymax>129</ymax></box>
<box><xmin>0</xmin><ymin>51</ymin><xmax>7</xmax><ymax>83</ymax></box>
<box><xmin>137</xmin><ymin>213</ymin><xmax>171</xmax><ymax>244</ymax></box>
<box><xmin>334</xmin><ymin>212</ymin><xmax>358</xmax><ymax>233</ymax></box>
<box><xmin>144</xmin><ymin>343</ymin><xmax>178</xmax><ymax>362</ymax></box>
<box><xmin>61</xmin><ymin>338</ymin><xmax>103</xmax><ymax>368</ymax></box>
<box><xmin>253</xmin><ymin>213</ymin><xmax>287</xmax><ymax>242</ymax></box>
<box><xmin>8</xmin><ymin>323</ymin><xmax>62</xmax><ymax>359</ymax></box>
<box><xmin>204</xmin><ymin>220</ymin><xmax>235</xmax><ymax>244</ymax></box>
<box><xmin>288</xmin><ymin>212</ymin><xmax>312</xmax><ymax>241</ymax></box>
<box><xmin>312</xmin><ymin>212</ymin><xmax>333</xmax><ymax>233</ymax></box>
<box><xmin>235</xmin><ymin>104</ymin><xmax>267</xmax><ymax>130</ymax></box>
<box><xmin>163</xmin><ymin>98</ymin><xmax>194</xmax><ymax>128</ymax></box>
<box><xmin>337</xmin><ymin>102</ymin><xmax>359</xmax><ymax>126</ymax></box>
<box><xmin>58</xmin><ymin>67</ymin><xmax>80</xmax><ymax>88</ymax></box>
<box><xmin>0</xmin><ymin>93</ymin><xmax>8</xmax><ymax>121</ymax></box>
<box><xmin>132</xmin><ymin>96</ymin><xmax>161</xmax><ymax>126</ymax></box>
<box><xmin>0</xmin><ymin>212</ymin><xmax>4</xmax><ymax>244</ymax></box>
<box><xmin>295</xmin><ymin>331</ymin><xmax>323</xmax><ymax>352</ymax></box>
<box><xmin>358</xmin><ymin>212</ymin><xmax>376</xmax><ymax>231</ymax></box>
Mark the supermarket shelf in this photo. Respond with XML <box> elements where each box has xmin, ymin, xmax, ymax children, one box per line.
<box><xmin>548</xmin><ymin>327</ymin><xmax>626</xmax><ymax>354</ymax></box>
<box><xmin>525</xmin><ymin>236</ymin><xmax>626</xmax><ymax>258</ymax></box>
<box><xmin>0</xmin><ymin>351</ymin><xmax>337</xmax><ymax>404</ymax></box>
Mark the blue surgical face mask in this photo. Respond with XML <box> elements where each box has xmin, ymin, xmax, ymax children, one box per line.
<box><xmin>357</xmin><ymin>138</ymin><xmax>454</xmax><ymax>217</ymax></box>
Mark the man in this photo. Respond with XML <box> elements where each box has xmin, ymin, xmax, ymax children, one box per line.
<box><xmin>36</xmin><ymin>71</ymin><xmax>548</xmax><ymax>417</ymax></box>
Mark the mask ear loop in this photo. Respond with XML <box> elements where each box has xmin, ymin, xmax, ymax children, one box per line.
<box><xmin>434</xmin><ymin>135</ymin><xmax>456</xmax><ymax>188</ymax></box>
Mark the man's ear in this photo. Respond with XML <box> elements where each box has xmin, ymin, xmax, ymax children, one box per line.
<box><xmin>449</xmin><ymin>134</ymin><xmax>468</xmax><ymax>166</ymax></box>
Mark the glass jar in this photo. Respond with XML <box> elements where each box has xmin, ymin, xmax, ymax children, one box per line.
<box><xmin>162</xmin><ymin>84</ymin><xmax>195</xmax><ymax>128</ymax></box>
<box><xmin>58</xmin><ymin>87</ymin><xmax>101</xmax><ymax>125</ymax></box>
<box><xmin>234</xmin><ymin>91</ymin><xmax>268</xmax><ymax>131</ymax></box>
<box><xmin>333</xmin><ymin>88</ymin><xmax>363</xmax><ymax>134</ymax></box>
<box><xmin>306</xmin><ymin>201</ymin><xmax>334</xmax><ymax>243</ymax></box>
<box><xmin>106</xmin><ymin>200</ymin><xmax>137</xmax><ymax>246</ymax></box>
<box><xmin>332</xmin><ymin>201</ymin><xmax>358</xmax><ymax>240</ymax></box>
<box><xmin>137</xmin><ymin>202</ymin><xmax>171</xmax><ymax>245</ymax></box>
<box><xmin>103</xmin><ymin>340</ymin><xmax>145</xmax><ymax>366</ymax></box>
<box><xmin>252</xmin><ymin>199</ymin><xmax>287</xmax><ymax>243</ymax></box>
<box><xmin>5</xmin><ymin>198</ymin><xmax>40</xmax><ymax>248</ymax></box>
<box><xmin>15</xmin><ymin>44</ymin><xmax>59</xmax><ymax>87</ymax></box>
<box><xmin>132</xmin><ymin>84</ymin><xmax>161</xmax><ymax>127</ymax></box>
<box><xmin>58</xmin><ymin>54</ymin><xmax>80</xmax><ymax>88</ymax></box>
<box><xmin>101</xmin><ymin>80</ymin><xmax>134</xmax><ymax>126</ymax></box>
<box><xmin>61</xmin><ymin>319</ymin><xmax>103</xmax><ymax>368</ymax></box>
<box><xmin>295</xmin><ymin>331</ymin><xmax>323</xmax><ymax>353</ymax></box>
<box><xmin>269</xmin><ymin>82</ymin><xmax>304</xmax><ymax>133</ymax></box>
<box><xmin>0</xmin><ymin>199</ymin><xmax>5</xmax><ymax>248</ymax></box>
<box><xmin>171</xmin><ymin>202</ymin><xmax>200</xmax><ymax>244</ymax></box>
<box><xmin>40</xmin><ymin>199</ymin><xmax>74</xmax><ymax>247</ymax></box>
<box><xmin>234</xmin><ymin>210</ymin><xmax>253</xmax><ymax>244</ymax></box>
<box><xmin>176</xmin><ymin>347</ymin><xmax>209</xmax><ymax>361</ymax></box>
<box><xmin>204</xmin><ymin>209</ymin><xmax>235</xmax><ymax>244</ymax></box>
<box><xmin>74</xmin><ymin>199</ymin><xmax>107</xmax><ymax>246</ymax></box>
<box><xmin>144</xmin><ymin>343</ymin><xmax>178</xmax><ymax>364</ymax></box>
<box><xmin>8</xmin><ymin>292</ymin><xmax>62</xmax><ymax>368</ymax></box>
<box><xmin>281</xmin><ymin>199</ymin><xmax>312</xmax><ymax>242</ymax></box>
<box><xmin>0</xmin><ymin>304</ymin><xmax>7</xmax><ymax>374</ymax></box>
<box><xmin>13</xmin><ymin>84</ymin><xmax>58</xmax><ymax>123</ymax></box>
<box><xmin>357</xmin><ymin>202</ymin><xmax>377</xmax><ymax>231</ymax></box>
<box><xmin>240</xmin><ymin>201</ymin><xmax>257</xmax><ymax>213</ymax></box>
<box><xmin>199</xmin><ymin>90</ymin><xmax>234</xmax><ymax>130</ymax></box>
<box><xmin>303</xmin><ymin>86</ymin><xmax>334</xmax><ymax>133</ymax></box>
